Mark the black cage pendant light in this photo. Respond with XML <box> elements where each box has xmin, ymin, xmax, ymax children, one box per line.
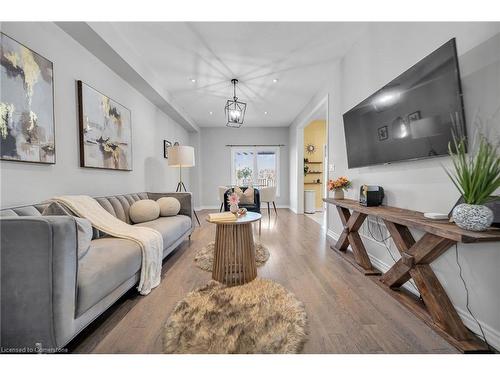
<box><xmin>225</xmin><ymin>79</ymin><xmax>247</xmax><ymax>128</ymax></box>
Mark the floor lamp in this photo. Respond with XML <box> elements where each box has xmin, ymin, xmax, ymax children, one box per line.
<box><xmin>168</xmin><ymin>145</ymin><xmax>201</xmax><ymax>226</ymax></box>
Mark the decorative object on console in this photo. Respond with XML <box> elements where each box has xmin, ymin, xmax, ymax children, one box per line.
<box><xmin>228</xmin><ymin>192</ymin><xmax>240</xmax><ymax>214</ymax></box>
<box><xmin>328</xmin><ymin>176</ymin><xmax>352</xmax><ymax>200</ymax></box>
<box><xmin>157</xmin><ymin>196</ymin><xmax>181</xmax><ymax>217</ymax></box>
<box><xmin>359</xmin><ymin>185</ymin><xmax>384</xmax><ymax>206</ymax></box>
<box><xmin>129</xmin><ymin>199</ymin><xmax>160</xmax><ymax>223</ymax></box>
<box><xmin>1</xmin><ymin>33</ymin><xmax>55</xmax><ymax>164</ymax></box>
<box><xmin>225</xmin><ymin>78</ymin><xmax>246</xmax><ymax>128</ymax></box>
<box><xmin>163</xmin><ymin>278</ymin><xmax>307</xmax><ymax>354</ymax></box>
<box><xmin>424</xmin><ymin>212</ymin><xmax>449</xmax><ymax>220</ymax></box>
<box><xmin>194</xmin><ymin>240</ymin><xmax>269</xmax><ymax>272</ymax></box>
<box><xmin>304</xmin><ymin>164</ymin><xmax>309</xmax><ymax>176</ymax></box>
<box><xmin>77</xmin><ymin>81</ymin><xmax>132</xmax><ymax>170</ymax></box>
<box><xmin>163</xmin><ymin>140</ymin><xmax>172</xmax><ymax>158</ymax></box>
<box><xmin>445</xmin><ymin>127</ymin><xmax>499</xmax><ymax>231</ymax></box>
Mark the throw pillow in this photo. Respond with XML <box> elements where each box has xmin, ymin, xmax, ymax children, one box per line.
<box><xmin>234</xmin><ymin>187</ymin><xmax>254</xmax><ymax>205</ymax></box>
<box><xmin>157</xmin><ymin>197</ymin><xmax>181</xmax><ymax>217</ymax></box>
<box><xmin>129</xmin><ymin>199</ymin><xmax>160</xmax><ymax>223</ymax></box>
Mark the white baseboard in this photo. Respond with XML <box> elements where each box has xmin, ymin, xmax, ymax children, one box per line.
<box><xmin>326</xmin><ymin>229</ymin><xmax>500</xmax><ymax>350</ymax></box>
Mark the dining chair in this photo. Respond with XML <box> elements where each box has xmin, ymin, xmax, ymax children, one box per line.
<box><xmin>218</xmin><ymin>186</ymin><xmax>228</xmax><ymax>212</ymax></box>
<box><xmin>260</xmin><ymin>186</ymin><xmax>277</xmax><ymax>219</ymax></box>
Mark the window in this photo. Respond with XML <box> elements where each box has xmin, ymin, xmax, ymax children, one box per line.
<box><xmin>231</xmin><ymin>146</ymin><xmax>280</xmax><ymax>195</ymax></box>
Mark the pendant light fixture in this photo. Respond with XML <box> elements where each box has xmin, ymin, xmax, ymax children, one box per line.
<box><xmin>225</xmin><ymin>79</ymin><xmax>246</xmax><ymax>128</ymax></box>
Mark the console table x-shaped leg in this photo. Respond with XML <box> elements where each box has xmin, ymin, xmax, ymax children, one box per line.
<box><xmin>332</xmin><ymin>206</ymin><xmax>381</xmax><ymax>275</ymax></box>
<box><xmin>379</xmin><ymin>221</ymin><xmax>480</xmax><ymax>347</ymax></box>
<box><xmin>331</xmin><ymin>205</ymin><xmax>487</xmax><ymax>352</ymax></box>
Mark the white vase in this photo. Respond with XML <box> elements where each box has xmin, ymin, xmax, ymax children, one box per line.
<box><xmin>333</xmin><ymin>189</ymin><xmax>344</xmax><ymax>199</ymax></box>
<box><xmin>230</xmin><ymin>203</ymin><xmax>239</xmax><ymax>214</ymax></box>
<box><xmin>452</xmin><ymin>203</ymin><xmax>494</xmax><ymax>231</ymax></box>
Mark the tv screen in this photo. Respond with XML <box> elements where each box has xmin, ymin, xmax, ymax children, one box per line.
<box><xmin>343</xmin><ymin>38</ymin><xmax>465</xmax><ymax>168</ymax></box>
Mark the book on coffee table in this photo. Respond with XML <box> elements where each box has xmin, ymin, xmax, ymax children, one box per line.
<box><xmin>208</xmin><ymin>212</ymin><xmax>237</xmax><ymax>222</ymax></box>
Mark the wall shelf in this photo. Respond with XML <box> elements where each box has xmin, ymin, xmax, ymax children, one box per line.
<box><xmin>304</xmin><ymin>182</ymin><xmax>322</xmax><ymax>185</ymax></box>
<box><xmin>305</xmin><ymin>161</ymin><xmax>322</xmax><ymax>164</ymax></box>
<box><xmin>306</xmin><ymin>172</ymin><xmax>322</xmax><ymax>174</ymax></box>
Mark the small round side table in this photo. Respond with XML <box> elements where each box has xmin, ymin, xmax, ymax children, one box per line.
<box><xmin>207</xmin><ymin>212</ymin><xmax>262</xmax><ymax>286</ymax></box>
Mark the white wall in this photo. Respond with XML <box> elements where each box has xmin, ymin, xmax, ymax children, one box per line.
<box><xmin>292</xmin><ymin>22</ymin><xmax>500</xmax><ymax>349</ymax></box>
<box><xmin>197</xmin><ymin>127</ymin><xmax>289</xmax><ymax>208</ymax></box>
<box><xmin>0</xmin><ymin>22</ymin><xmax>191</xmax><ymax>207</ymax></box>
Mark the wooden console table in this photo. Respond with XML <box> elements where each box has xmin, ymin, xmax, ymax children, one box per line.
<box><xmin>324</xmin><ymin>198</ymin><xmax>500</xmax><ymax>353</ymax></box>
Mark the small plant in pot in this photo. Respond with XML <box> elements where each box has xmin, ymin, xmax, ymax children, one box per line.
<box><xmin>328</xmin><ymin>176</ymin><xmax>352</xmax><ymax>199</ymax></box>
<box><xmin>445</xmin><ymin>131</ymin><xmax>500</xmax><ymax>231</ymax></box>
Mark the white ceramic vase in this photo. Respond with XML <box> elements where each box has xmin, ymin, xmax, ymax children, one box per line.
<box><xmin>452</xmin><ymin>203</ymin><xmax>494</xmax><ymax>231</ymax></box>
<box><xmin>230</xmin><ymin>203</ymin><xmax>239</xmax><ymax>214</ymax></box>
<box><xmin>333</xmin><ymin>189</ymin><xmax>344</xmax><ymax>200</ymax></box>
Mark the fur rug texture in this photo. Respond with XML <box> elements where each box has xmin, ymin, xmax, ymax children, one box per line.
<box><xmin>194</xmin><ymin>241</ymin><xmax>270</xmax><ymax>272</ymax></box>
<box><xmin>163</xmin><ymin>278</ymin><xmax>308</xmax><ymax>354</ymax></box>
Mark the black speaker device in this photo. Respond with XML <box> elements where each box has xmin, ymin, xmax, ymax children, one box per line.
<box><xmin>359</xmin><ymin>185</ymin><xmax>384</xmax><ymax>207</ymax></box>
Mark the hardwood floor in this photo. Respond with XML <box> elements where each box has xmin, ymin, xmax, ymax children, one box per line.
<box><xmin>68</xmin><ymin>209</ymin><xmax>457</xmax><ymax>353</ymax></box>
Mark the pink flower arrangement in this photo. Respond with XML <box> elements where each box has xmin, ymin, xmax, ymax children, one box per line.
<box><xmin>228</xmin><ymin>192</ymin><xmax>240</xmax><ymax>206</ymax></box>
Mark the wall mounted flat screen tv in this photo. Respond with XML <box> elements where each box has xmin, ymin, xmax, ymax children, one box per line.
<box><xmin>343</xmin><ymin>38</ymin><xmax>466</xmax><ymax>168</ymax></box>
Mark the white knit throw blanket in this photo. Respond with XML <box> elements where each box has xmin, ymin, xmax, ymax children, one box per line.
<box><xmin>51</xmin><ymin>195</ymin><xmax>163</xmax><ymax>295</ymax></box>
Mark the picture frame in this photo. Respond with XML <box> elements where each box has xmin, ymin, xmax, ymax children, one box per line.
<box><xmin>377</xmin><ymin>125</ymin><xmax>388</xmax><ymax>141</ymax></box>
<box><xmin>408</xmin><ymin>110</ymin><xmax>421</xmax><ymax>122</ymax></box>
<box><xmin>164</xmin><ymin>140</ymin><xmax>172</xmax><ymax>158</ymax></box>
<box><xmin>1</xmin><ymin>32</ymin><xmax>56</xmax><ymax>164</ymax></box>
<box><xmin>77</xmin><ymin>80</ymin><xmax>132</xmax><ymax>171</ymax></box>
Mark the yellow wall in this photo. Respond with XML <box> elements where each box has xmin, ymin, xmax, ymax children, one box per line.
<box><xmin>304</xmin><ymin>120</ymin><xmax>326</xmax><ymax>209</ymax></box>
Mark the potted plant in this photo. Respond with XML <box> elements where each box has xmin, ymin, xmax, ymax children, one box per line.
<box><xmin>445</xmin><ymin>132</ymin><xmax>500</xmax><ymax>231</ymax></box>
<box><xmin>328</xmin><ymin>176</ymin><xmax>352</xmax><ymax>200</ymax></box>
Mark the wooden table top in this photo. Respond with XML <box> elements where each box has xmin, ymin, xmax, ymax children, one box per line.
<box><xmin>206</xmin><ymin>211</ymin><xmax>262</xmax><ymax>225</ymax></box>
<box><xmin>323</xmin><ymin>198</ymin><xmax>500</xmax><ymax>243</ymax></box>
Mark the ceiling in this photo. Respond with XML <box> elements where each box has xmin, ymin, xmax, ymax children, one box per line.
<box><xmin>93</xmin><ymin>22</ymin><xmax>368</xmax><ymax>128</ymax></box>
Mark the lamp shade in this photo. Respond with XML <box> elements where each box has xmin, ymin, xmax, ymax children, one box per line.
<box><xmin>167</xmin><ymin>145</ymin><xmax>195</xmax><ymax>167</ymax></box>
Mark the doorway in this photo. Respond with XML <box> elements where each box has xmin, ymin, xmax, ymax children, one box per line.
<box><xmin>293</xmin><ymin>94</ymin><xmax>329</xmax><ymax>227</ymax></box>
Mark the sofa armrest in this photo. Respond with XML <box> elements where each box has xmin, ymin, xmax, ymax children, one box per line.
<box><xmin>147</xmin><ymin>192</ymin><xmax>193</xmax><ymax>222</ymax></box>
<box><xmin>0</xmin><ymin>216</ymin><xmax>78</xmax><ymax>352</ymax></box>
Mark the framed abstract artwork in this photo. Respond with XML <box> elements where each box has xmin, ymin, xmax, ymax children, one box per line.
<box><xmin>77</xmin><ymin>80</ymin><xmax>132</xmax><ymax>171</ymax></box>
<box><xmin>0</xmin><ymin>32</ymin><xmax>55</xmax><ymax>164</ymax></box>
<box><xmin>377</xmin><ymin>125</ymin><xmax>388</xmax><ymax>141</ymax></box>
<box><xmin>407</xmin><ymin>110</ymin><xmax>421</xmax><ymax>122</ymax></box>
<box><xmin>163</xmin><ymin>140</ymin><xmax>172</xmax><ymax>158</ymax></box>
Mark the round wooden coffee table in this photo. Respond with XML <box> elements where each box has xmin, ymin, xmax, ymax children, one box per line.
<box><xmin>207</xmin><ymin>212</ymin><xmax>262</xmax><ymax>286</ymax></box>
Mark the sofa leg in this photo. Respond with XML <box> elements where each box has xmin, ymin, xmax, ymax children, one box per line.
<box><xmin>267</xmin><ymin>202</ymin><xmax>271</xmax><ymax>220</ymax></box>
<box><xmin>272</xmin><ymin>201</ymin><xmax>278</xmax><ymax>216</ymax></box>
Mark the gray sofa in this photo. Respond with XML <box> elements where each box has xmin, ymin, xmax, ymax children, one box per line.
<box><xmin>0</xmin><ymin>192</ymin><xmax>193</xmax><ymax>352</ymax></box>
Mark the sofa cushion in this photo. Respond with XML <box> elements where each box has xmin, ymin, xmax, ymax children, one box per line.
<box><xmin>77</xmin><ymin>238</ymin><xmax>142</xmax><ymax>316</ymax></box>
<box><xmin>158</xmin><ymin>197</ymin><xmax>181</xmax><ymax>217</ymax></box>
<box><xmin>129</xmin><ymin>199</ymin><xmax>160</xmax><ymax>223</ymax></box>
<box><xmin>135</xmin><ymin>216</ymin><xmax>191</xmax><ymax>251</ymax></box>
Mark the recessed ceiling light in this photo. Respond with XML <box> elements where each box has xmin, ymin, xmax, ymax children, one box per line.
<box><xmin>209</xmin><ymin>111</ymin><xmax>213</xmax><ymax>115</ymax></box>
<box><xmin>190</xmin><ymin>78</ymin><xmax>196</xmax><ymax>83</ymax></box>
<box><xmin>264</xmin><ymin>111</ymin><xmax>268</xmax><ymax>115</ymax></box>
<box><xmin>272</xmin><ymin>78</ymin><xmax>279</xmax><ymax>83</ymax></box>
